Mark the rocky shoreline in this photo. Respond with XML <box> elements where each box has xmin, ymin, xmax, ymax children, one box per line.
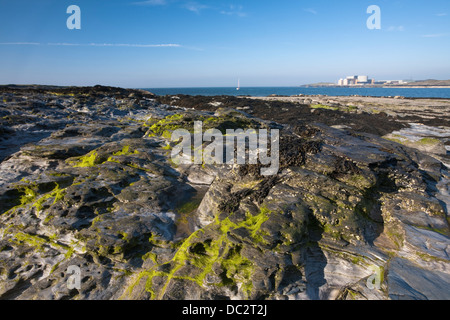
<box><xmin>0</xmin><ymin>85</ymin><xmax>449</xmax><ymax>300</ymax></box>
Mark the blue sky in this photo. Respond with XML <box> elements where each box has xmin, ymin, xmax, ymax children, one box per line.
<box><xmin>0</xmin><ymin>0</ymin><xmax>449</xmax><ymax>87</ymax></box>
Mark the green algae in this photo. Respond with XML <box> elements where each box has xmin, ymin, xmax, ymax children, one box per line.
<box><xmin>11</xmin><ymin>232</ymin><xmax>47</xmax><ymax>250</ymax></box>
<box><xmin>125</xmin><ymin>206</ymin><xmax>272</xmax><ymax>300</ymax></box>
<box><xmin>145</xmin><ymin>113</ymin><xmax>256</xmax><ymax>140</ymax></box>
<box><xmin>383</xmin><ymin>135</ymin><xmax>406</xmax><ymax>144</ymax></box>
<box><xmin>142</xmin><ymin>251</ymin><xmax>158</xmax><ymax>264</ymax></box>
<box><xmin>68</xmin><ymin>145</ymin><xmax>142</xmax><ymax>170</ymax></box>
<box><xmin>19</xmin><ymin>185</ymin><xmax>38</xmax><ymax>207</ymax></box>
<box><xmin>118</xmin><ymin>231</ymin><xmax>129</xmax><ymax>241</ymax></box>
<box><xmin>5</xmin><ymin>183</ymin><xmax>48</xmax><ymax>215</ymax></box>
<box><xmin>385</xmin><ymin>225</ymin><xmax>405</xmax><ymax>249</ymax></box>
<box><xmin>414</xmin><ymin>224</ymin><xmax>450</xmax><ymax>237</ymax></box>
<box><xmin>415</xmin><ymin>250</ymin><xmax>449</xmax><ymax>263</ymax></box>
<box><xmin>220</xmin><ymin>245</ymin><xmax>253</xmax><ymax>293</ymax></box>
<box><xmin>10</xmin><ymin>231</ymin><xmax>71</xmax><ymax>255</ymax></box>
<box><xmin>351</xmin><ymin>255</ymin><xmax>366</xmax><ymax>265</ymax></box>
<box><xmin>218</xmin><ymin>206</ymin><xmax>271</xmax><ymax>244</ymax></box>
<box><xmin>125</xmin><ymin>162</ymin><xmax>154</xmax><ymax>173</ymax></box>
<box><xmin>71</xmin><ymin>150</ymin><xmax>100</xmax><ymax>168</ymax></box>
<box><xmin>146</xmin><ymin>114</ymin><xmax>187</xmax><ymax>138</ymax></box>
<box><xmin>417</xmin><ymin>137</ymin><xmax>440</xmax><ymax>145</ymax></box>
<box><xmin>337</xmin><ymin>174</ymin><xmax>373</xmax><ymax>190</ymax></box>
<box><xmin>48</xmin><ymin>92</ymin><xmax>76</xmax><ymax>97</ymax></box>
<box><xmin>112</xmin><ymin>145</ymin><xmax>140</xmax><ymax>156</ymax></box>
<box><xmin>4</xmin><ymin>178</ymin><xmax>74</xmax><ymax>218</ymax></box>
<box><xmin>311</xmin><ymin>104</ymin><xmax>339</xmax><ymax>111</ymax></box>
<box><xmin>322</xmin><ymin>224</ymin><xmax>343</xmax><ymax>241</ymax></box>
<box><xmin>176</xmin><ymin>199</ymin><xmax>202</xmax><ymax>215</ymax></box>
<box><xmin>33</xmin><ymin>183</ymin><xmax>66</xmax><ymax>214</ymax></box>
<box><xmin>383</xmin><ymin>136</ymin><xmax>440</xmax><ymax>147</ymax></box>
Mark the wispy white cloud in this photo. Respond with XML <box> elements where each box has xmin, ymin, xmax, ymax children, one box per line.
<box><xmin>387</xmin><ymin>25</ymin><xmax>405</xmax><ymax>32</ymax></box>
<box><xmin>421</xmin><ymin>33</ymin><xmax>448</xmax><ymax>38</ymax></box>
<box><xmin>435</xmin><ymin>13</ymin><xmax>447</xmax><ymax>16</ymax></box>
<box><xmin>0</xmin><ymin>42</ymin><xmax>41</xmax><ymax>45</ymax></box>
<box><xmin>303</xmin><ymin>8</ymin><xmax>317</xmax><ymax>15</ymax></box>
<box><xmin>131</xmin><ymin>1</ymin><xmax>248</xmax><ymax>18</ymax></box>
<box><xmin>132</xmin><ymin>0</ymin><xmax>167</xmax><ymax>6</ymax></box>
<box><xmin>47</xmin><ymin>43</ymin><xmax>81</xmax><ymax>46</ymax></box>
<box><xmin>220</xmin><ymin>5</ymin><xmax>247</xmax><ymax>17</ymax></box>
<box><xmin>0</xmin><ymin>42</ymin><xmax>182</xmax><ymax>48</ymax></box>
<box><xmin>85</xmin><ymin>43</ymin><xmax>181</xmax><ymax>48</ymax></box>
<box><xmin>184</xmin><ymin>2</ymin><xmax>208</xmax><ymax>14</ymax></box>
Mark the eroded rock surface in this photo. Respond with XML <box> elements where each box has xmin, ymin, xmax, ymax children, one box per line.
<box><xmin>0</xmin><ymin>86</ymin><xmax>449</xmax><ymax>300</ymax></box>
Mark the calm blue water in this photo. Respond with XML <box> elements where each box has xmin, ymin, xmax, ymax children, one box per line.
<box><xmin>143</xmin><ymin>87</ymin><xmax>450</xmax><ymax>99</ymax></box>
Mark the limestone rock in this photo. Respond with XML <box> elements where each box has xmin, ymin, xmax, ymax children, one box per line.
<box><xmin>0</xmin><ymin>86</ymin><xmax>449</xmax><ymax>300</ymax></box>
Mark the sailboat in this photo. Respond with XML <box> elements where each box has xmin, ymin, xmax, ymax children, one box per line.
<box><xmin>236</xmin><ymin>79</ymin><xmax>240</xmax><ymax>91</ymax></box>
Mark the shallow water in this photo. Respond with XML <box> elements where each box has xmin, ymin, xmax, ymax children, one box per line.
<box><xmin>391</xmin><ymin>123</ymin><xmax>450</xmax><ymax>142</ymax></box>
<box><xmin>143</xmin><ymin>87</ymin><xmax>450</xmax><ymax>99</ymax></box>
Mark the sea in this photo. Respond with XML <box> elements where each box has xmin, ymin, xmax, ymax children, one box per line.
<box><xmin>143</xmin><ymin>87</ymin><xmax>450</xmax><ymax>99</ymax></box>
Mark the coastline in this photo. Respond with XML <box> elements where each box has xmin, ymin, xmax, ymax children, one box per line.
<box><xmin>243</xmin><ymin>94</ymin><xmax>450</xmax><ymax>108</ymax></box>
<box><xmin>143</xmin><ymin>86</ymin><xmax>450</xmax><ymax>99</ymax></box>
<box><xmin>301</xmin><ymin>85</ymin><xmax>450</xmax><ymax>89</ymax></box>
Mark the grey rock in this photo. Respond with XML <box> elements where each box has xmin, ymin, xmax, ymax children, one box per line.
<box><xmin>0</xmin><ymin>86</ymin><xmax>449</xmax><ymax>301</ymax></box>
<box><xmin>388</xmin><ymin>257</ymin><xmax>450</xmax><ymax>300</ymax></box>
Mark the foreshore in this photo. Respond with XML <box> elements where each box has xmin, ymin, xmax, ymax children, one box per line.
<box><xmin>1</xmin><ymin>85</ymin><xmax>449</xmax><ymax>300</ymax></box>
<box><xmin>244</xmin><ymin>94</ymin><xmax>450</xmax><ymax>117</ymax></box>
<box><xmin>155</xmin><ymin>93</ymin><xmax>450</xmax><ymax>163</ymax></box>
<box><xmin>302</xmin><ymin>85</ymin><xmax>450</xmax><ymax>89</ymax></box>
<box><xmin>242</xmin><ymin>94</ymin><xmax>450</xmax><ymax>167</ymax></box>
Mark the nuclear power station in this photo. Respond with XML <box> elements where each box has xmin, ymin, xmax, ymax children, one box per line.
<box><xmin>338</xmin><ymin>75</ymin><xmax>374</xmax><ymax>86</ymax></box>
<box><xmin>337</xmin><ymin>75</ymin><xmax>410</xmax><ymax>86</ymax></box>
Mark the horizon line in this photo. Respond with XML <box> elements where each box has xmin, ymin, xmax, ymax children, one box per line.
<box><xmin>0</xmin><ymin>42</ymin><xmax>182</xmax><ymax>48</ymax></box>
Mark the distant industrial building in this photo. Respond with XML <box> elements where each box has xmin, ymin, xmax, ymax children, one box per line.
<box><xmin>374</xmin><ymin>80</ymin><xmax>409</xmax><ymax>85</ymax></box>
<box><xmin>338</xmin><ymin>75</ymin><xmax>374</xmax><ymax>86</ymax></box>
<box><xmin>338</xmin><ymin>75</ymin><xmax>410</xmax><ymax>86</ymax></box>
